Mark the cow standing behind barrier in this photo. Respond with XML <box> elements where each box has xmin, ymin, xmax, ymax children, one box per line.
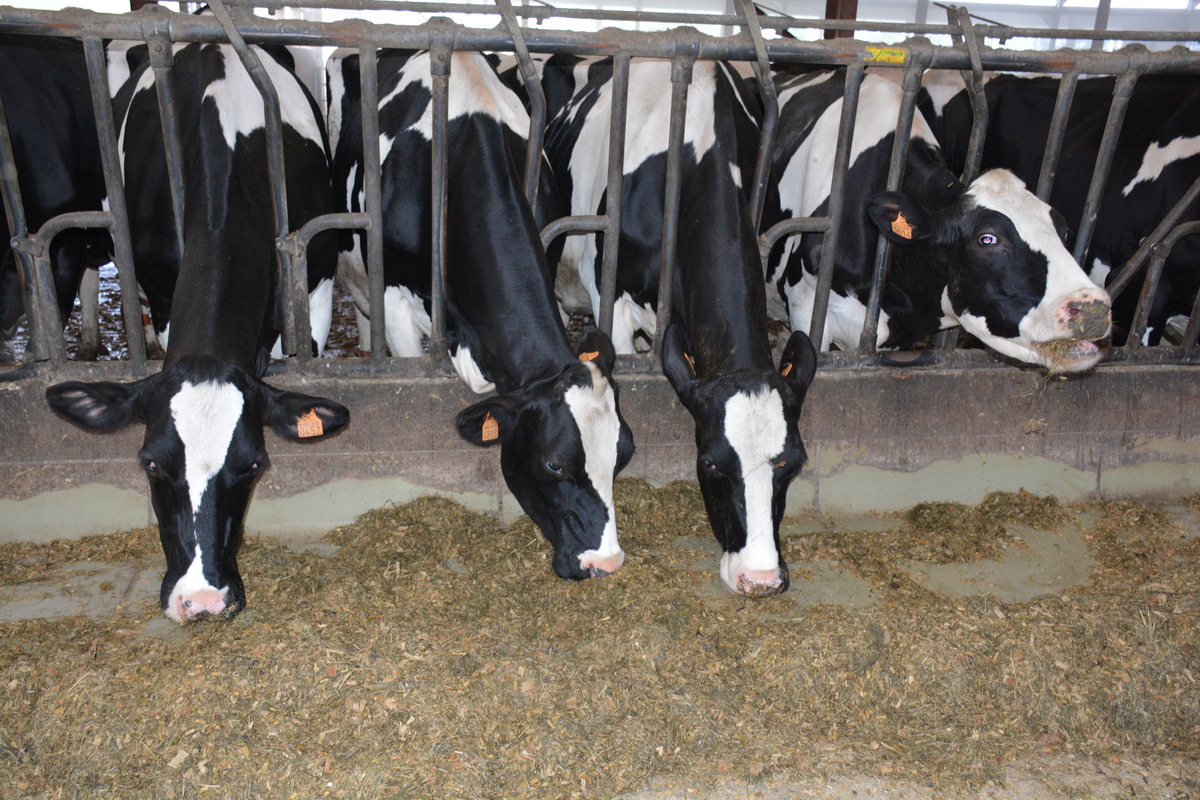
<box><xmin>0</xmin><ymin>34</ymin><xmax>112</xmax><ymax>362</ymax></box>
<box><xmin>540</xmin><ymin>56</ymin><xmax>818</xmax><ymax>597</ymax></box>
<box><xmin>765</xmin><ymin>68</ymin><xmax>1113</xmax><ymax>373</ymax></box>
<box><xmin>45</xmin><ymin>42</ymin><xmax>349</xmax><ymax>623</ymax></box>
<box><xmin>327</xmin><ymin>49</ymin><xmax>634</xmax><ymax>582</ymax></box>
<box><xmin>925</xmin><ymin>72</ymin><xmax>1200</xmax><ymax>346</ymax></box>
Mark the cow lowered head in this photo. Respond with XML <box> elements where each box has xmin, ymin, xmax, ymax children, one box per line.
<box><xmin>662</xmin><ymin>323</ymin><xmax>818</xmax><ymax>597</ymax></box>
<box><xmin>868</xmin><ymin>168</ymin><xmax>1111</xmax><ymax>372</ymax></box>
<box><xmin>454</xmin><ymin>330</ymin><xmax>634</xmax><ymax>581</ymax></box>
<box><xmin>46</xmin><ymin>356</ymin><xmax>349</xmax><ymax>623</ymax></box>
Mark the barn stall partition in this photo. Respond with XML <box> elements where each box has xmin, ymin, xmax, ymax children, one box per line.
<box><xmin>1</xmin><ymin>0</ymin><xmax>1199</xmax><ymax>542</ymax></box>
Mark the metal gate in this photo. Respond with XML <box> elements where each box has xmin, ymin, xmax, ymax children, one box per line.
<box><xmin>2</xmin><ymin>0</ymin><xmax>1200</xmax><ymax>379</ymax></box>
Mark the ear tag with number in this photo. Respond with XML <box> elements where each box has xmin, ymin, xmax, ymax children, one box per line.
<box><xmin>481</xmin><ymin>412</ymin><xmax>499</xmax><ymax>443</ymax></box>
<box><xmin>296</xmin><ymin>409</ymin><xmax>324</xmax><ymax>438</ymax></box>
<box><xmin>891</xmin><ymin>211</ymin><xmax>913</xmax><ymax>240</ymax></box>
<box><xmin>578</xmin><ymin>351</ymin><xmax>599</xmax><ymax>362</ymax></box>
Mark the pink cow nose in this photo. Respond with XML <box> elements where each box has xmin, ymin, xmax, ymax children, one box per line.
<box><xmin>735</xmin><ymin>568</ymin><xmax>785</xmax><ymax>597</ymax></box>
<box><xmin>1059</xmin><ymin>291</ymin><xmax>1111</xmax><ymax>339</ymax></box>
<box><xmin>581</xmin><ymin>551</ymin><xmax>625</xmax><ymax>578</ymax></box>
<box><xmin>182</xmin><ymin>589</ymin><xmax>227</xmax><ymax>619</ymax></box>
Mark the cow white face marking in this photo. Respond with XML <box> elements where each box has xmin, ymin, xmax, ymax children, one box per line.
<box><xmin>718</xmin><ymin>388</ymin><xmax>786</xmax><ymax>592</ymax></box>
<box><xmin>1122</xmin><ymin>135</ymin><xmax>1200</xmax><ymax>196</ymax></box>
<box><xmin>564</xmin><ymin>362</ymin><xmax>623</xmax><ymax>569</ymax></box>
<box><xmin>170</xmin><ymin>380</ymin><xmax>244</xmax><ymax>520</ymax></box>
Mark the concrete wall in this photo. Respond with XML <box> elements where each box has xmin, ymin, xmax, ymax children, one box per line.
<box><xmin>3</xmin><ymin>359</ymin><xmax>1199</xmax><ymax>543</ymax></box>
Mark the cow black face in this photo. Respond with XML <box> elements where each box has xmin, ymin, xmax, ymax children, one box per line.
<box><xmin>662</xmin><ymin>323</ymin><xmax>818</xmax><ymax>597</ymax></box>
<box><xmin>869</xmin><ymin>169</ymin><xmax>1111</xmax><ymax>372</ymax></box>
<box><xmin>45</xmin><ymin>356</ymin><xmax>349</xmax><ymax>623</ymax></box>
<box><xmin>456</xmin><ymin>332</ymin><xmax>634</xmax><ymax>581</ymax></box>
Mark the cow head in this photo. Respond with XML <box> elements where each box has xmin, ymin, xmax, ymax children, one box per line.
<box><xmin>869</xmin><ymin>168</ymin><xmax>1111</xmax><ymax>372</ymax></box>
<box><xmin>45</xmin><ymin>355</ymin><xmax>349</xmax><ymax>623</ymax></box>
<box><xmin>662</xmin><ymin>323</ymin><xmax>818</xmax><ymax>597</ymax></box>
<box><xmin>456</xmin><ymin>330</ymin><xmax>634</xmax><ymax>581</ymax></box>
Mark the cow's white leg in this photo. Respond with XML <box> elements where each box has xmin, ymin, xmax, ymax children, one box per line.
<box><xmin>76</xmin><ymin>267</ymin><xmax>102</xmax><ymax>360</ymax></box>
<box><xmin>308</xmin><ymin>276</ymin><xmax>334</xmax><ymax>356</ymax></box>
<box><xmin>383</xmin><ymin>284</ymin><xmax>430</xmax><ymax>359</ymax></box>
<box><xmin>608</xmin><ymin>293</ymin><xmax>656</xmax><ymax>355</ymax></box>
<box><xmin>335</xmin><ymin>243</ymin><xmax>372</xmax><ymax>354</ymax></box>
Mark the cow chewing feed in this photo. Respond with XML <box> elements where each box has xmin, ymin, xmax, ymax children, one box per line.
<box><xmin>766</xmin><ymin>68</ymin><xmax>1112</xmax><ymax>373</ymax></box>
<box><xmin>926</xmin><ymin>72</ymin><xmax>1200</xmax><ymax>346</ymax></box>
<box><xmin>328</xmin><ymin>49</ymin><xmax>633</xmax><ymax>581</ymax></box>
<box><xmin>46</xmin><ymin>41</ymin><xmax>348</xmax><ymax>623</ymax></box>
<box><xmin>541</xmin><ymin>55</ymin><xmax>818</xmax><ymax>597</ymax></box>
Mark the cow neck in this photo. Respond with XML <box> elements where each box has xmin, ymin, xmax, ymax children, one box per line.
<box><xmin>445</xmin><ymin>121</ymin><xmax>575</xmax><ymax>395</ymax></box>
<box><xmin>675</xmin><ymin>152</ymin><xmax>774</xmax><ymax>380</ymax></box>
<box><xmin>163</xmin><ymin>235</ymin><xmax>275</xmax><ymax>374</ymax></box>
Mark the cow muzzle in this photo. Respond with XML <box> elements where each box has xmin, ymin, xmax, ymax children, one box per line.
<box><xmin>1059</xmin><ymin>291</ymin><xmax>1112</xmax><ymax>340</ymax></box>
<box><xmin>579</xmin><ymin>550</ymin><xmax>625</xmax><ymax>579</ymax></box>
<box><xmin>175</xmin><ymin>588</ymin><xmax>230</xmax><ymax>622</ymax></box>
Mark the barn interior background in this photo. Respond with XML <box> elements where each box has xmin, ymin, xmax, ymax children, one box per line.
<box><xmin>1</xmin><ymin>0</ymin><xmax>1198</xmax><ymax>542</ymax></box>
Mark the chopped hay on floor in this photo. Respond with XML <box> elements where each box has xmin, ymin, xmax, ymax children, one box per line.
<box><xmin>1</xmin><ymin>482</ymin><xmax>1198</xmax><ymax>799</ymax></box>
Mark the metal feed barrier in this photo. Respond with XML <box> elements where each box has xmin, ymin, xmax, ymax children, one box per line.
<box><xmin>2</xmin><ymin>1</ymin><xmax>1200</xmax><ymax>378</ymax></box>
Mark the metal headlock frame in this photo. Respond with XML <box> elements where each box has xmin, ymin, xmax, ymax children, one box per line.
<box><xmin>1</xmin><ymin>2</ymin><xmax>1199</xmax><ymax>377</ymax></box>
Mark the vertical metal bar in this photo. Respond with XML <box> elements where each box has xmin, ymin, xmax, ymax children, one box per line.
<box><xmin>858</xmin><ymin>55</ymin><xmax>923</xmax><ymax>353</ymax></box>
<box><xmin>807</xmin><ymin>62</ymin><xmax>863</xmax><ymax>352</ymax></box>
<box><xmin>1072</xmin><ymin>65</ymin><xmax>1142</xmax><ymax>269</ymax></box>
<box><xmin>735</xmin><ymin>0</ymin><xmax>777</xmax><ymax>233</ymax></box>
<box><xmin>1034</xmin><ymin>69</ymin><xmax>1081</xmax><ymax>202</ymax></box>
<box><xmin>428</xmin><ymin>41</ymin><xmax>452</xmax><ymax>362</ymax></box>
<box><xmin>951</xmin><ymin>5</ymin><xmax>987</xmax><ymax>184</ymax></box>
<box><xmin>597</xmin><ymin>55</ymin><xmax>630</xmax><ymax>340</ymax></box>
<box><xmin>1125</xmin><ymin>246</ymin><xmax>1167</xmax><ymax>351</ymax></box>
<box><xmin>31</xmin><ymin>248</ymin><xmax>66</xmax><ymax>365</ymax></box>
<box><xmin>146</xmin><ymin>34</ymin><xmax>186</xmax><ymax>259</ymax></box>
<box><xmin>83</xmin><ymin>36</ymin><xmax>147</xmax><ymax>371</ymax></box>
<box><xmin>359</xmin><ymin>46</ymin><xmax>387</xmax><ymax>363</ymax></box>
<box><xmin>493</xmin><ymin>0</ymin><xmax>544</xmax><ymax>210</ymax></box>
<box><xmin>652</xmin><ymin>52</ymin><xmax>694</xmax><ymax>359</ymax></box>
<box><xmin>206</xmin><ymin>0</ymin><xmax>297</xmax><ymax>358</ymax></box>
<box><xmin>0</xmin><ymin>86</ymin><xmax>52</xmax><ymax>363</ymax></box>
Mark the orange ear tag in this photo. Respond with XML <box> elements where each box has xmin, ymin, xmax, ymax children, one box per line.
<box><xmin>578</xmin><ymin>351</ymin><xmax>600</xmax><ymax>362</ymax></box>
<box><xmin>683</xmin><ymin>352</ymin><xmax>696</xmax><ymax>375</ymax></box>
<box><xmin>781</xmin><ymin>362</ymin><xmax>793</xmax><ymax>377</ymax></box>
<box><xmin>481</xmin><ymin>412</ymin><xmax>500</xmax><ymax>443</ymax></box>
<box><xmin>296</xmin><ymin>409</ymin><xmax>324</xmax><ymax>438</ymax></box>
<box><xmin>891</xmin><ymin>212</ymin><xmax>913</xmax><ymax>240</ymax></box>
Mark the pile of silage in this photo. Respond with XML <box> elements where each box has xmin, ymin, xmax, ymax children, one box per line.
<box><xmin>2</xmin><ymin>481</ymin><xmax>1198</xmax><ymax>799</ymax></box>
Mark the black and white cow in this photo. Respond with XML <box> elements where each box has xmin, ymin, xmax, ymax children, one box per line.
<box><xmin>766</xmin><ymin>68</ymin><xmax>1112</xmax><ymax>372</ymax></box>
<box><xmin>926</xmin><ymin>72</ymin><xmax>1200</xmax><ymax>346</ymax></box>
<box><xmin>540</xmin><ymin>55</ymin><xmax>818</xmax><ymax>597</ymax></box>
<box><xmin>0</xmin><ymin>34</ymin><xmax>112</xmax><ymax>361</ymax></box>
<box><xmin>327</xmin><ymin>49</ymin><xmax>633</xmax><ymax>581</ymax></box>
<box><xmin>45</xmin><ymin>41</ymin><xmax>348</xmax><ymax>623</ymax></box>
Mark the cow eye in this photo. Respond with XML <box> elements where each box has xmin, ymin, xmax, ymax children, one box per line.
<box><xmin>138</xmin><ymin>453</ymin><xmax>160</xmax><ymax>477</ymax></box>
<box><xmin>978</xmin><ymin>233</ymin><xmax>999</xmax><ymax>246</ymax></box>
<box><xmin>544</xmin><ymin>461</ymin><xmax>565</xmax><ymax>477</ymax></box>
<box><xmin>248</xmin><ymin>455</ymin><xmax>270</xmax><ymax>476</ymax></box>
<box><xmin>699</xmin><ymin>456</ymin><xmax>719</xmax><ymax>473</ymax></box>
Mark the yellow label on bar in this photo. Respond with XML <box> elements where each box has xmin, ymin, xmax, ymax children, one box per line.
<box><xmin>865</xmin><ymin>46</ymin><xmax>906</xmax><ymax>64</ymax></box>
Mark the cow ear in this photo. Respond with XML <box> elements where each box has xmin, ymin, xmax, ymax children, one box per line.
<box><xmin>263</xmin><ymin>385</ymin><xmax>350</xmax><ymax>441</ymax></box>
<box><xmin>575</xmin><ymin>328</ymin><xmax>617</xmax><ymax>375</ymax></box>
<box><xmin>46</xmin><ymin>380</ymin><xmax>141</xmax><ymax>431</ymax></box>
<box><xmin>456</xmin><ymin>397</ymin><xmax>519</xmax><ymax>447</ymax></box>
<box><xmin>778</xmin><ymin>330</ymin><xmax>818</xmax><ymax>404</ymax></box>
<box><xmin>661</xmin><ymin>321</ymin><xmax>700</xmax><ymax>397</ymax></box>
<box><xmin>868</xmin><ymin>192</ymin><xmax>932</xmax><ymax>244</ymax></box>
